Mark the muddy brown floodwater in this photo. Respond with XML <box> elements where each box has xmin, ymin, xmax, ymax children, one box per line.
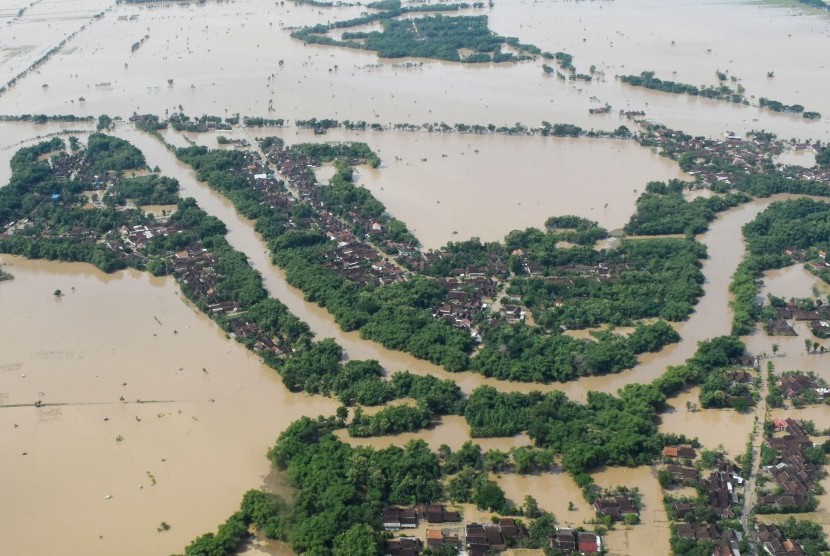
<box><xmin>3</xmin><ymin>0</ymin><xmax>830</xmax><ymax>552</ymax></box>
<box><xmin>3</xmin><ymin>0</ymin><xmax>830</xmax><ymax>140</ymax></box>
<box><xmin>0</xmin><ymin>255</ymin><xmax>338</xmax><ymax>556</ymax></box>
<box><xmin>0</xmin><ymin>122</ymin><xmax>823</xmax><ymax>556</ymax></box>
<box><xmin>762</xmin><ymin>264</ymin><xmax>830</xmax><ymax>301</ymax></box>
<box><xmin>241</xmin><ymin>127</ymin><xmax>688</xmax><ymax>248</ymax></box>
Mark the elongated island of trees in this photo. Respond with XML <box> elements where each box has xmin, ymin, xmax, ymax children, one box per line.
<box><xmin>619</xmin><ymin>71</ymin><xmax>747</xmax><ymax>104</ymax></box>
<box><xmin>620</xmin><ymin>72</ymin><xmax>822</xmax><ymax>119</ymax></box>
<box><xmin>292</xmin><ymin>8</ymin><xmax>544</xmax><ymax>64</ymax></box>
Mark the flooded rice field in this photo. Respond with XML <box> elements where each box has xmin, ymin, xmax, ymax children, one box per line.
<box><xmin>218</xmin><ymin>125</ymin><xmax>688</xmax><ymax>248</ymax></box>
<box><xmin>0</xmin><ymin>0</ymin><xmax>829</xmax><ymax>140</ymax></box>
<box><xmin>0</xmin><ymin>255</ymin><xmax>338</xmax><ymax>555</ymax></box>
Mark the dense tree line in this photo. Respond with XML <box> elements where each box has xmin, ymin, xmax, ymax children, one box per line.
<box><xmin>0</xmin><ymin>234</ymin><xmax>127</xmax><ymax>273</ymax></box>
<box><xmin>508</xmin><ymin>237</ymin><xmax>707</xmax><ymax>328</ymax></box>
<box><xmin>0</xmin><ymin>114</ymin><xmax>94</xmax><ymax>123</ymax></box>
<box><xmin>544</xmin><ymin>215</ymin><xmax>609</xmax><ymax>245</ymax></box>
<box><xmin>263</xmin><ymin>332</ymin><xmax>466</xmax><ymax>413</ymax></box>
<box><xmin>625</xmin><ymin>181</ymin><xmax>750</xmax><ymax>235</ymax></box>
<box><xmin>223</xmin><ymin>298</ymin><xmax>311</xmax><ymax>348</ymax></box>
<box><xmin>85</xmin><ymin>133</ymin><xmax>146</xmax><ymax>174</ymax></box>
<box><xmin>759</xmin><ymin>97</ymin><xmax>806</xmax><ymax>114</ymax></box>
<box><xmin>168</xmin><ymin>113</ymin><xmax>232</xmax><ymax>132</ymax></box>
<box><xmin>779</xmin><ymin>518</ymin><xmax>830</xmax><ymax>555</ymax></box>
<box><xmin>729</xmin><ymin>171</ymin><xmax>830</xmax><ymax>198</ymax></box>
<box><xmin>389</xmin><ymin>371</ymin><xmax>466</xmax><ymax>414</ymax></box>
<box><xmin>620</xmin><ymin>71</ymin><xmax>746</xmax><ymax>103</ymax></box>
<box><xmin>422</xmin><ymin>237</ymin><xmax>507</xmax><ymax>277</ymax></box>
<box><xmin>289</xmin><ymin>141</ymin><xmax>381</xmax><ymax>168</ymax></box>
<box><xmin>243</xmin><ymin>116</ymin><xmax>285</xmax><ymax>127</ymax></box>
<box><xmin>104</xmin><ymin>174</ymin><xmax>179</xmax><ymax>206</ymax></box>
<box><xmin>444</xmin><ymin>466</ymin><xmax>512</xmax><ymax>514</ymax></box>
<box><xmin>268</xmin><ymin>417</ymin><xmax>441</xmax><ymax>552</ymax></box>
<box><xmin>469</xmin><ymin>321</ymin><xmax>679</xmax><ymax>383</ymax></box>
<box><xmin>0</xmin><ymin>234</ymin><xmax>127</xmax><ymax>272</ymax></box>
<box><xmin>363</xmin><ymin>15</ymin><xmax>527</xmax><ymax>63</ymax></box>
<box><xmin>699</xmin><ymin>369</ymin><xmax>755</xmax><ymax>411</ymax></box>
<box><xmin>294</xmin><ymin>12</ymin><xmax>538</xmax><ymax>64</ymax></box>
<box><xmin>348</xmin><ymin>403</ymin><xmax>434</xmax><ymax>437</ymax></box>
<box><xmin>131</xmin><ymin>114</ymin><xmax>167</xmax><ymax>132</ymax></box>
<box><xmin>731</xmin><ymin>199</ymin><xmax>830</xmax><ymax>334</ymax></box>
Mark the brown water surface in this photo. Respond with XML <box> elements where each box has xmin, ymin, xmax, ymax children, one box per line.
<box><xmin>658</xmin><ymin>388</ymin><xmax>755</xmax><ymax>457</ymax></box>
<box><xmin>4</xmin><ymin>0</ymin><xmax>830</xmax><ymax>552</ymax></box>
<box><xmin>592</xmin><ymin>466</ymin><xmax>669</xmax><ymax>556</ymax></box>
<box><xmin>761</xmin><ymin>264</ymin><xmax>830</xmax><ymax>301</ymax></box>
<box><xmin>0</xmin><ymin>255</ymin><xmax>337</xmax><ymax>555</ymax></box>
<box><xmin>2</xmin><ymin>0</ymin><xmax>830</xmax><ymax>141</ymax></box>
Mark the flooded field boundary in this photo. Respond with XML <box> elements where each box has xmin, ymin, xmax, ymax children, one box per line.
<box><xmin>0</xmin><ymin>5</ymin><xmax>113</xmax><ymax>100</ymax></box>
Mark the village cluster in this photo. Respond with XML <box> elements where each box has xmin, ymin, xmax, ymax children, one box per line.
<box><xmin>379</xmin><ymin>503</ymin><xmax>603</xmax><ymax>556</ymax></box>
<box><xmin>637</xmin><ymin>123</ymin><xmax>830</xmax><ymax>190</ymax></box>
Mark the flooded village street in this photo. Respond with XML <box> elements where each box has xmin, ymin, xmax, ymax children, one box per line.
<box><xmin>3</xmin><ymin>0</ymin><xmax>830</xmax><ymax>554</ymax></box>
